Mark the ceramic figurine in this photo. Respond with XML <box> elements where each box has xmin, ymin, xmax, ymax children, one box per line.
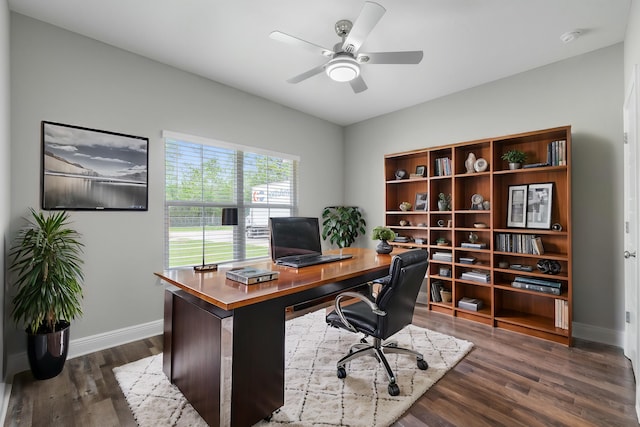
<box><xmin>465</xmin><ymin>152</ymin><xmax>476</xmax><ymax>173</ymax></box>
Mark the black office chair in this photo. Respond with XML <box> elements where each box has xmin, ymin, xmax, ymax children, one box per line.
<box><xmin>326</xmin><ymin>249</ymin><xmax>429</xmax><ymax>396</ymax></box>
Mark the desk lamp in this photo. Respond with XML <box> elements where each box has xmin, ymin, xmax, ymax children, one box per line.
<box><xmin>194</xmin><ymin>207</ymin><xmax>238</xmax><ymax>272</ymax></box>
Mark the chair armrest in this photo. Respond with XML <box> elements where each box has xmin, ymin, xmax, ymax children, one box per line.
<box><xmin>333</xmin><ymin>291</ymin><xmax>387</xmax><ymax>333</ymax></box>
<box><xmin>372</xmin><ymin>275</ymin><xmax>391</xmax><ymax>286</ymax></box>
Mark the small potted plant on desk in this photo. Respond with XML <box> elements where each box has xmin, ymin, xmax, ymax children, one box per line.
<box><xmin>501</xmin><ymin>149</ymin><xmax>527</xmax><ymax>170</ymax></box>
<box><xmin>9</xmin><ymin>209</ymin><xmax>84</xmax><ymax>380</ymax></box>
<box><xmin>372</xmin><ymin>226</ymin><xmax>396</xmax><ymax>254</ymax></box>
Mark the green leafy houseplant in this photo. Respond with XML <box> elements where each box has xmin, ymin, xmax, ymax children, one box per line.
<box><xmin>501</xmin><ymin>149</ymin><xmax>527</xmax><ymax>164</ymax></box>
<box><xmin>10</xmin><ymin>209</ymin><xmax>84</xmax><ymax>335</ymax></box>
<box><xmin>321</xmin><ymin>206</ymin><xmax>367</xmax><ymax>248</ymax></box>
<box><xmin>438</xmin><ymin>193</ymin><xmax>451</xmax><ymax>210</ymax></box>
<box><xmin>372</xmin><ymin>226</ymin><xmax>396</xmax><ymax>242</ymax></box>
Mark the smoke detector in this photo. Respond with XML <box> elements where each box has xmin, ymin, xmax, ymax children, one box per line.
<box><xmin>560</xmin><ymin>30</ymin><xmax>582</xmax><ymax>44</ymax></box>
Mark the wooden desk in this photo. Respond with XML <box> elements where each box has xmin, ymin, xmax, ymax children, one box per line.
<box><xmin>155</xmin><ymin>248</ymin><xmax>395</xmax><ymax>427</ymax></box>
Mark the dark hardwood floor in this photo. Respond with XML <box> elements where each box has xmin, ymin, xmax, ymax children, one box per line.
<box><xmin>4</xmin><ymin>304</ymin><xmax>638</xmax><ymax>427</ymax></box>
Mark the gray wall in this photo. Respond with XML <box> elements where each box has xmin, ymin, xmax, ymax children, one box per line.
<box><xmin>8</xmin><ymin>13</ymin><xmax>343</xmax><ymax>356</ymax></box>
<box><xmin>1</xmin><ymin>0</ymin><xmax>10</xmax><ymax>392</ymax></box>
<box><xmin>626</xmin><ymin>0</ymin><xmax>640</xmax><ymax>86</ymax></box>
<box><xmin>344</xmin><ymin>44</ymin><xmax>625</xmax><ymax>345</ymax></box>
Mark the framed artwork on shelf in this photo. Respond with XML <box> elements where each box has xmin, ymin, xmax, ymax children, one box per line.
<box><xmin>526</xmin><ymin>183</ymin><xmax>553</xmax><ymax>229</ymax></box>
<box><xmin>415</xmin><ymin>165</ymin><xmax>426</xmax><ymax>177</ymax></box>
<box><xmin>506</xmin><ymin>185</ymin><xmax>527</xmax><ymax>228</ymax></box>
<box><xmin>41</xmin><ymin>121</ymin><xmax>149</xmax><ymax>210</ymax></box>
<box><xmin>414</xmin><ymin>192</ymin><xmax>428</xmax><ymax>211</ymax></box>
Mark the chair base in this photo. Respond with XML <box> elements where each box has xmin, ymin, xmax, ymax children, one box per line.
<box><xmin>336</xmin><ymin>336</ymin><xmax>428</xmax><ymax>396</ymax></box>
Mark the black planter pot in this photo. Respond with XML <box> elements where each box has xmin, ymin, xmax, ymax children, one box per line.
<box><xmin>27</xmin><ymin>321</ymin><xmax>70</xmax><ymax>380</ymax></box>
<box><xmin>376</xmin><ymin>240</ymin><xmax>393</xmax><ymax>254</ymax></box>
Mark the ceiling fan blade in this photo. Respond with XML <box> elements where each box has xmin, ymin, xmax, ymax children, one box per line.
<box><xmin>349</xmin><ymin>75</ymin><xmax>368</xmax><ymax>93</ymax></box>
<box><xmin>342</xmin><ymin>1</ymin><xmax>386</xmax><ymax>55</ymax></box>
<box><xmin>359</xmin><ymin>51</ymin><xmax>424</xmax><ymax>64</ymax></box>
<box><xmin>269</xmin><ymin>31</ymin><xmax>334</xmax><ymax>57</ymax></box>
<box><xmin>287</xmin><ymin>64</ymin><xmax>327</xmax><ymax>84</ymax></box>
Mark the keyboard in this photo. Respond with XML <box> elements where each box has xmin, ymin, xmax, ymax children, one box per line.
<box><xmin>276</xmin><ymin>253</ymin><xmax>353</xmax><ymax>268</ymax></box>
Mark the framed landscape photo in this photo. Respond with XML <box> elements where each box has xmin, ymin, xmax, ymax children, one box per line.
<box><xmin>507</xmin><ymin>185</ymin><xmax>527</xmax><ymax>228</ymax></box>
<box><xmin>41</xmin><ymin>121</ymin><xmax>149</xmax><ymax>210</ymax></box>
<box><xmin>414</xmin><ymin>192</ymin><xmax>428</xmax><ymax>211</ymax></box>
<box><xmin>526</xmin><ymin>183</ymin><xmax>553</xmax><ymax>229</ymax></box>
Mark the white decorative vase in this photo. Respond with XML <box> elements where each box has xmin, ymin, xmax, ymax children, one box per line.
<box><xmin>465</xmin><ymin>153</ymin><xmax>476</xmax><ymax>173</ymax></box>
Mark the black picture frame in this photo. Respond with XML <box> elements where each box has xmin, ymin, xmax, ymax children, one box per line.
<box><xmin>415</xmin><ymin>165</ymin><xmax>426</xmax><ymax>177</ymax></box>
<box><xmin>41</xmin><ymin>121</ymin><xmax>149</xmax><ymax>210</ymax></box>
<box><xmin>526</xmin><ymin>183</ymin><xmax>553</xmax><ymax>229</ymax></box>
<box><xmin>507</xmin><ymin>185</ymin><xmax>527</xmax><ymax>228</ymax></box>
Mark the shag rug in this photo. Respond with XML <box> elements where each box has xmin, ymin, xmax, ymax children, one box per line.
<box><xmin>114</xmin><ymin>310</ymin><xmax>473</xmax><ymax>427</ymax></box>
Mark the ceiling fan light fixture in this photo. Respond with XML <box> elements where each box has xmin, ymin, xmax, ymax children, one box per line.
<box><xmin>326</xmin><ymin>57</ymin><xmax>360</xmax><ymax>82</ymax></box>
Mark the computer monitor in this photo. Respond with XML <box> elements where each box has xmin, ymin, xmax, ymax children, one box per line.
<box><xmin>269</xmin><ymin>217</ymin><xmax>322</xmax><ymax>261</ymax></box>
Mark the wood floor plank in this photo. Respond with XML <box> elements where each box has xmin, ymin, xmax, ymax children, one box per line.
<box><xmin>3</xmin><ymin>306</ymin><xmax>638</xmax><ymax>427</ymax></box>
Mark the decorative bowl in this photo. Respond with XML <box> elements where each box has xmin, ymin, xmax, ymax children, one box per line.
<box><xmin>399</xmin><ymin>202</ymin><xmax>412</xmax><ymax>211</ymax></box>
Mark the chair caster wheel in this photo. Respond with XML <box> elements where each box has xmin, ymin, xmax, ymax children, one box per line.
<box><xmin>337</xmin><ymin>366</ymin><xmax>347</xmax><ymax>379</ymax></box>
<box><xmin>388</xmin><ymin>383</ymin><xmax>400</xmax><ymax>396</ymax></box>
<box><xmin>264</xmin><ymin>414</ymin><xmax>273</xmax><ymax>421</ymax></box>
<box><xmin>417</xmin><ymin>359</ymin><xmax>428</xmax><ymax>370</ymax></box>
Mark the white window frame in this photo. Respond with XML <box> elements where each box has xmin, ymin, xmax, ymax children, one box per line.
<box><xmin>163</xmin><ymin>130</ymin><xmax>299</xmax><ymax>268</ymax></box>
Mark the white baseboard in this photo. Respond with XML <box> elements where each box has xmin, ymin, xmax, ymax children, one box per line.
<box><xmin>5</xmin><ymin>319</ymin><xmax>163</xmax><ymax>379</ymax></box>
<box><xmin>572</xmin><ymin>321</ymin><xmax>623</xmax><ymax>347</ymax></box>
<box><xmin>0</xmin><ymin>382</ymin><xmax>10</xmax><ymax>427</ymax></box>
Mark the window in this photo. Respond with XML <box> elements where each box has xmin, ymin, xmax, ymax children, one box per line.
<box><xmin>163</xmin><ymin>131</ymin><xmax>298</xmax><ymax>268</ymax></box>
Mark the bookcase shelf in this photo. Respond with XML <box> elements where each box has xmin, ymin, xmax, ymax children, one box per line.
<box><xmin>384</xmin><ymin>125</ymin><xmax>572</xmax><ymax>345</ymax></box>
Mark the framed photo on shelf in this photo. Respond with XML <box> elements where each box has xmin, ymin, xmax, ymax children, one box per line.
<box><xmin>507</xmin><ymin>185</ymin><xmax>527</xmax><ymax>228</ymax></box>
<box><xmin>415</xmin><ymin>165</ymin><xmax>426</xmax><ymax>177</ymax></box>
<box><xmin>414</xmin><ymin>192</ymin><xmax>428</xmax><ymax>211</ymax></box>
<box><xmin>526</xmin><ymin>183</ymin><xmax>553</xmax><ymax>229</ymax></box>
<box><xmin>41</xmin><ymin>121</ymin><xmax>149</xmax><ymax>210</ymax></box>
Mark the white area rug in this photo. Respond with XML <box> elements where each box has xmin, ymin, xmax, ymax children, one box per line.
<box><xmin>114</xmin><ymin>310</ymin><xmax>473</xmax><ymax>427</ymax></box>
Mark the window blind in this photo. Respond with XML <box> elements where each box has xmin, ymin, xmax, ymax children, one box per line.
<box><xmin>163</xmin><ymin>131</ymin><xmax>298</xmax><ymax>268</ymax></box>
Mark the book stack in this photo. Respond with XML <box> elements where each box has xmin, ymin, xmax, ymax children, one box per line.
<box><xmin>432</xmin><ymin>251</ymin><xmax>452</xmax><ymax>262</ymax></box>
<box><xmin>434</xmin><ymin>157</ymin><xmax>452</xmax><ymax>176</ymax></box>
<box><xmin>460</xmin><ymin>242</ymin><xmax>487</xmax><ymax>249</ymax></box>
<box><xmin>547</xmin><ymin>139</ymin><xmax>567</xmax><ymax>166</ymax></box>
<box><xmin>459</xmin><ymin>256</ymin><xmax>477</xmax><ymax>264</ymax></box>
<box><xmin>430</xmin><ymin>281</ymin><xmax>445</xmax><ymax>302</ymax></box>
<box><xmin>460</xmin><ymin>270</ymin><xmax>490</xmax><ymax>283</ymax></box>
<box><xmin>511</xmin><ymin>276</ymin><xmax>561</xmax><ymax>295</ymax></box>
<box><xmin>458</xmin><ymin>297</ymin><xmax>483</xmax><ymax>311</ymax></box>
<box><xmin>555</xmin><ymin>299</ymin><xmax>569</xmax><ymax>329</ymax></box>
<box><xmin>495</xmin><ymin>233</ymin><xmax>540</xmax><ymax>254</ymax></box>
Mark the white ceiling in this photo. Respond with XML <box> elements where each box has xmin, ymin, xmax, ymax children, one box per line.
<box><xmin>8</xmin><ymin>0</ymin><xmax>632</xmax><ymax>126</ymax></box>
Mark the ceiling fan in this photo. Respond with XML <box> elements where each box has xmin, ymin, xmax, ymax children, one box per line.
<box><xmin>269</xmin><ymin>1</ymin><xmax>423</xmax><ymax>93</ymax></box>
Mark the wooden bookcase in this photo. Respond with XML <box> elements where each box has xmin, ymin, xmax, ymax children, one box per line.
<box><xmin>384</xmin><ymin>126</ymin><xmax>572</xmax><ymax>345</ymax></box>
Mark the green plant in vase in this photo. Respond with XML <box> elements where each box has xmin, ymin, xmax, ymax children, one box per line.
<box><xmin>501</xmin><ymin>149</ymin><xmax>527</xmax><ymax>169</ymax></box>
<box><xmin>372</xmin><ymin>226</ymin><xmax>396</xmax><ymax>254</ymax></box>
<box><xmin>321</xmin><ymin>206</ymin><xmax>367</xmax><ymax>253</ymax></box>
<box><xmin>437</xmin><ymin>193</ymin><xmax>451</xmax><ymax>211</ymax></box>
<box><xmin>9</xmin><ymin>209</ymin><xmax>84</xmax><ymax>380</ymax></box>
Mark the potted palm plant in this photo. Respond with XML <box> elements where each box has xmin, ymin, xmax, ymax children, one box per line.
<box><xmin>372</xmin><ymin>226</ymin><xmax>396</xmax><ymax>254</ymax></box>
<box><xmin>9</xmin><ymin>209</ymin><xmax>84</xmax><ymax>380</ymax></box>
<box><xmin>321</xmin><ymin>206</ymin><xmax>367</xmax><ymax>252</ymax></box>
